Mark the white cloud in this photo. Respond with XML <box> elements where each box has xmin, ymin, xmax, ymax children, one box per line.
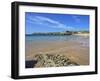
<box><xmin>26</xmin><ymin>15</ymin><xmax>74</xmax><ymax>30</ymax></box>
<box><xmin>72</xmin><ymin>15</ymin><xmax>80</xmax><ymax>23</ymax></box>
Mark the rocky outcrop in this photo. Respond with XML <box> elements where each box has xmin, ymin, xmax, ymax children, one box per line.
<box><xmin>33</xmin><ymin>54</ymin><xmax>79</xmax><ymax>68</ymax></box>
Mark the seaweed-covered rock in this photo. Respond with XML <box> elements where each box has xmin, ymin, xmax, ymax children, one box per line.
<box><xmin>33</xmin><ymin>54</ymin><xmax>79</xmax><ymax>68</ymax></box>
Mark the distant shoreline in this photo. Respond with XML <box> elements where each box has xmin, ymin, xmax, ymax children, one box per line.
<box><xmin>26</xmin><ymin>32</ymin><xmax>89</xmax><ymax>37</ymax></box>
<box><xmin>25</xmin><ymin>31</ymin><xmax>89</xmax><ymax>36</ymax></box>
<box><xmin>73</xmin><ymin>33</ymin><xmax>89</xmax><ymax>37</ymax></box>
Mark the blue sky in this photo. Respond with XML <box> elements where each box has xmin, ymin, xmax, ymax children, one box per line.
<box><xmin>25</xmin><ymin>12</ymin><xmax>89</xmax><ymax>34</ymax></box>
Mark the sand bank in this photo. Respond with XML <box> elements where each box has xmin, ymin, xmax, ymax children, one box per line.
<box><xmin>73</xmin><ymin>33</ymin><xmax>89</xmax><ymax>37</ymax></box>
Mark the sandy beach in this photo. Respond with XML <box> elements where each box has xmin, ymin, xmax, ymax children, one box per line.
<box><xmin>73</xmin><ymin>33</ymin><xmax>89</xmax><ymax>37</ymax></box>
<box><xmin>25</xmin><ymin>12</ymin><xmax>90</xmax><ymax>68</ymax></box>
<box><xmin>25</xmin><ymin>35</ymin><xmax>89</xmax><ymax>66</ymax></box>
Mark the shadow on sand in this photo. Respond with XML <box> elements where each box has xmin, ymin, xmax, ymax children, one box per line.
<box><xmin>25</xmin><ymin>60</ymin><xmax>37</xmax><ymax>68</ymax></box>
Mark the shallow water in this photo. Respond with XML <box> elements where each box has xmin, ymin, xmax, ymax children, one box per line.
<box><xmin>26</xmin><ymin>35</ymin><xmax>89</xmax><ymax>47</ymax></box>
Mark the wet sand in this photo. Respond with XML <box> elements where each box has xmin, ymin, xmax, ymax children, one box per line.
<box><xmin>25</xmin><ymin>38</ymin><xmax>89</xmax><ymax>65</ymax></box>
